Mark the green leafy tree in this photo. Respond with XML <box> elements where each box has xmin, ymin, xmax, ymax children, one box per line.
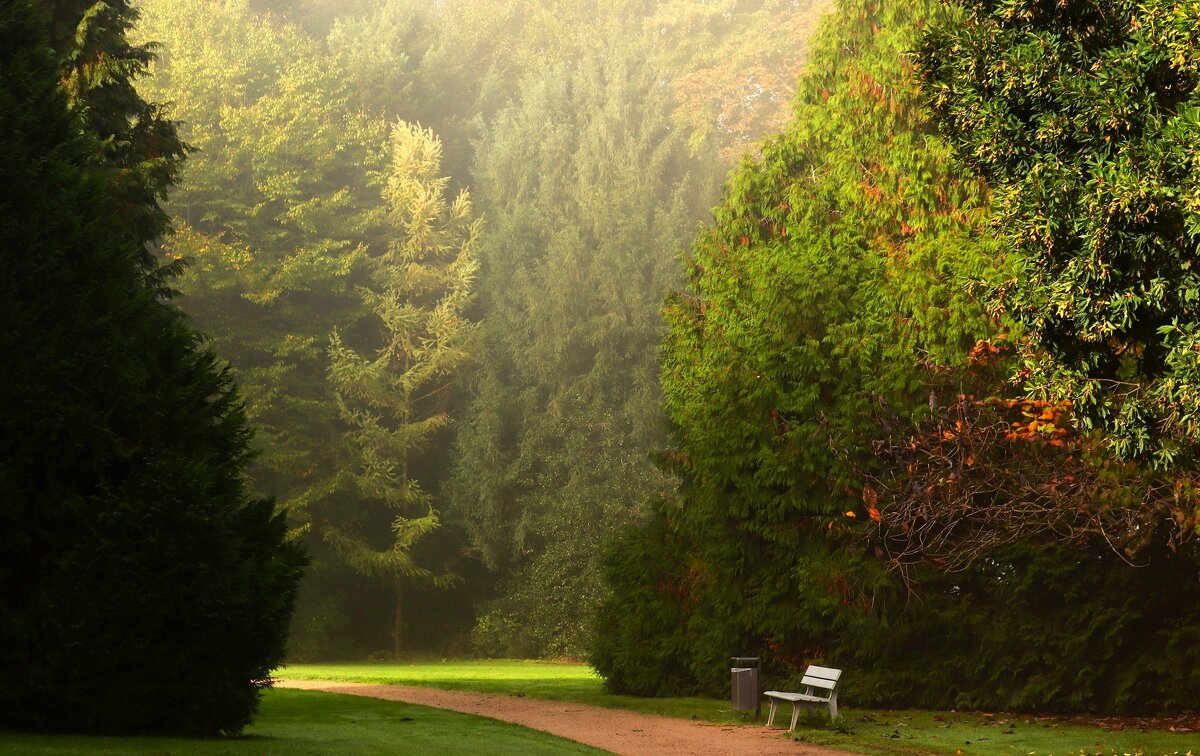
<box><xmin>594</xmin><ymin>0</ymin><xmax>1200</xmax><ymax>714</ymax></box>
<box><xmin>606</xmin><ymin>0</ymin><xmax>995</xmax><ymax>693</ymax></box>
<box><xmin>648</xmin><ymin>0</ymin><xmax>834</xmax><ymax>158</ymax></box>
<box><xmin>325</xmin><ymin>122</ymin><xmax>481</xmax><ymax>658</ymax></box>
<box><xmin>604</xmin><ymin>0</ymin><xmax>966</xmax><ymax>693</ymax></box>
<box><xmin>0</xmin><ymin>0</ymin><xmax>304</xmax><ymax>735</ymax></box>
<box><xmin>918</xmin><ymin>0</ymin><xmax>1200</xmax><ymax>471</ymax></box>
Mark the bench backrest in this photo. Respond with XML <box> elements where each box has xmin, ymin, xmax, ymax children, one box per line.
<box><xmin>800</xmin><ymin>665</ymin><xmax>842</xmax><ymax>699</ymax></box>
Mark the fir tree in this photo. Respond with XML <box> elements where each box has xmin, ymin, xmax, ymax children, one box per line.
<box><xmin>325</xmin><ymin>121</ymin><xmax>480</xmax><ymax>659</ymax></box>
<box><xmin>135</xmin><ymin>0</ymin><xmax>389</xmax><ymax>538</ymax></box>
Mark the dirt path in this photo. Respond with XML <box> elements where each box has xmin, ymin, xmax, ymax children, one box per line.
<box><xmin>276</xmin><ymin>680</ymin><xmax>853</xmax><ymax>756</ymax></box>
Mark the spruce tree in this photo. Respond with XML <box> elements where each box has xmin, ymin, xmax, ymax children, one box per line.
<box><xmin>0</xmin><ymin>0</ymin><xmax>304</xmax><ymax>735</ymax></box>
<box><xmin>134</xmin><ymin>0</ymin><xmax>389</xmax><ymax>534</ymax></box>
<box><xmin>325</xmin><ymin>122</ymin><xmax>480</xmax><ymax>659</ymax></box>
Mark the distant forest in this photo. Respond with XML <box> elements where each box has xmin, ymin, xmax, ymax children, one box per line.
<box><xmin>133</xmin><ymin>0</ymin><xmax>831</xmax><ymax>662</ymax></box>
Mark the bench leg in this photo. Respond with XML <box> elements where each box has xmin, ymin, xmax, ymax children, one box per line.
<box><xmin>765</xmin><ymin>699</ymin><xmax>778</xmax><ymax>728</ymax></box>
<box><xmin>789</xmin><ymin>702</ymin><xmax>801</xmax><ymax>732</ymax></box>
<box><xmin>828</xmin><ymin>692</ymin><xmax>838</xmax><ymax>720</ymax></box>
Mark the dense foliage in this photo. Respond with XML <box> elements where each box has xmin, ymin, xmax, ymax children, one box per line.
<box><xmin>593</xmin><ymin>0</ymin><xmax>1200</xmax><ymax>714</ymax></box>
<box><xmin>125</xmin><ymin>0</ymin><xmax>1200</xmax><ymax>705</ymax></box>
<box><xmin>0</xmin><ymin>0</ymin><xmax>304</xmax><ymax>735</ymax></box>
<box><xmin>449</xmin><ymin>35</ymin><xmax>723</xmax><ymax>656</ymax></box>
<box><xmin>919</xmin><ymin>0</ymin><xmax>1200</xmax><ymax>472</ymax></box>
<box><xmin>416</xmin><ymin>0</ymin><xmax>829</xmax><ymax>657</ymax></box>
<box><xmin>136</xmin><ymin>0</ymin><xmax>822</xmax><ymax>658</ymax></box>
<box><xmin>595</xmin><ymin>0</ymin><xmax>994</xmax><ymax>698</ymax></box>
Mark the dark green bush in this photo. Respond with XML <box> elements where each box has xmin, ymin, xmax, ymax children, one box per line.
<box><xmin>0</xmin><ymin>0</ymin><xmax>304</xmax><ymax>735</ymax></box>
<box><xmin>834</xmin><ymin>539</ymin><xmax>1200</xmax><ymax>713</ymax></box>
<box><xmin>591</xmin><ymin>500</ymin><xmax>697</xmax><ymax>696</ymax></box>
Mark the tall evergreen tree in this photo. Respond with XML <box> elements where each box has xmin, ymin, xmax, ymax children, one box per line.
<box><xmin>0</xmin><ymin>0</ymin><xmax>304</xmax><ymax>735</ymax></box>
<box><xmin>325</xmin><ymin>122</ymin><xmax>481</xmax><ymax>658</ymax></box>
<box><xmin>135</xmin><ymin>0</ymin><xmax>389</xmax><ymax>528</ymax></box>
<box><xmin>40</xmin><ymin>0</ymin><xmax>187</xmax><ymax>262</ymax></box>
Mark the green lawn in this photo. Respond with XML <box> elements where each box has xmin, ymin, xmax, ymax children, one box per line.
<box><xmin>790</xmin><ymin>709</ymin><xmax>1198</xmax><ymax>756</ymax></box>
<box><xmin>283</xmin><ymin>660</ymin><xmax>742</xmax><ymax>721</ymax></box>
<box><xmin>0</xmin><ymin>688</ymin><xmax>604</xmax><ymax>755</ymax></box>
<box><xmin>283</xmin><ymin>661</ymin><xmax>1199</xmax><ymax>756</ymax></box>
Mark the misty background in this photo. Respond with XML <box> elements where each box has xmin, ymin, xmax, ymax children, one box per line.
<box><xmin>132</xmin><ymin>0</ymin><xmax>832</xmax><ymax>660</ymax></box>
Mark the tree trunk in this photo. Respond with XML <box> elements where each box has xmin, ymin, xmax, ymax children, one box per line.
<box><xmin>392</xmin><ymin>586</ymin><xmax>404</xmax><ymax>661</ymax></box>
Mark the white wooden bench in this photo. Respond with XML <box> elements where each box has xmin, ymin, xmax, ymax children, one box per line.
<box><xmin>763</xmin><ymin>665</ymin><xmax>842</xmax><ymax>730</ymax></box>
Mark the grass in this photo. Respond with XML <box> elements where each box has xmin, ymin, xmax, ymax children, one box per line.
<box><xmin>0</xmin><ymin>688</ymin><xmax>604</xmax><ymax>755</ymax></box>
<box><xmin>284</xmin><ymin>661</ymin><xmax>1200</xmax><ymax>756</ymax></box>
<box><xmin>789</xmin><ymin>709</ymin><xmax>1198</xmax><ymax>756</ymax></box>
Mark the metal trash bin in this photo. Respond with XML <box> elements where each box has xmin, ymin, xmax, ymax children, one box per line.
<box><xmin>730</xmin><ymin>656</ymin><xmax>761</xmax><ymax>717</ymax></box>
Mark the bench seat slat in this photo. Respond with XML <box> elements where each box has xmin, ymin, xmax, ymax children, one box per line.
<box><xmin>765</xmin><ymin>691</ymin><xmax>829</xmax><ymax>703</ymax></box>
